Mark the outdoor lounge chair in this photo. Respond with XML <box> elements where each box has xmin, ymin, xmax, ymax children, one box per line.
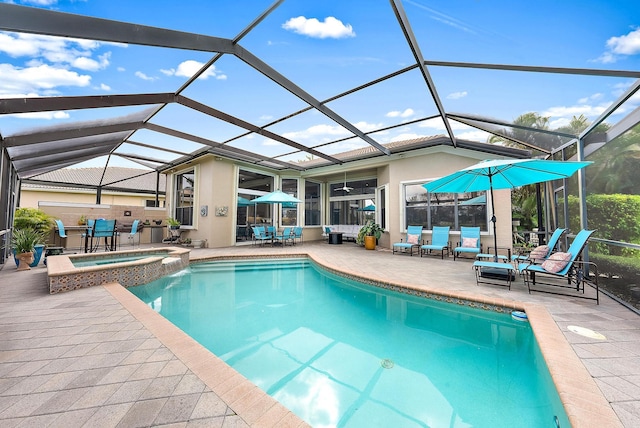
<box><xmin>518</xmin><ymin>229</ymin><xmax>599</xmax><ymax>303</ymax></box>
<box><xmin>392</xmin><ymin>225</ymin><xmax>423</xmax><ymax>256</ymax></box>
<box><xmin>511</xmin><ymin>227</ymin><xmax>566</xmax><ymax>266</ymax></box>
<box><xmin>420</xmin><ymin>226</ymin><xmax>450</xmax><ymax>259</ymax></box>
<box><xmin>453</xmin><ymin>226</ymin><xmax>481</xmax><ymax>260</ymax></box>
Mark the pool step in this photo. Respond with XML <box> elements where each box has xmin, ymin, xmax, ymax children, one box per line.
<box><xmin>190</xmin><ymin>259</ymin><xmax>309</xmax><ymax>273</ymax></box>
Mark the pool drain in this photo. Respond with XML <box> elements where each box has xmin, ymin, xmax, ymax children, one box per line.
<box><xmin>381</xmin><ymin>358</ymin><xmax>394</xmax><ymax>369</ymax></box>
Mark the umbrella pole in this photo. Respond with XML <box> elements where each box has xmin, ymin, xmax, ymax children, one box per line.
<box><xmin>489</xmin><ymin>177</ymin><xmax>499</xmax><ymax>262</ymax></box>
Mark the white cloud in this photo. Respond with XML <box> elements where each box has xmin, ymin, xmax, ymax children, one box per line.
<box><xmin>10</xmin><ymin>110</ymin><xmax>70</xmax><ymax>120</ymax></box>
<box><xmin>0</xmin><ymin>32</ymin><xmax>111</xmax><ymax>71</ymax></box>
<box><xmin>447</xmin><ymin>91</ymin><xmax>467</xmax><ymax>99</ymax></box>
<box><xmin>390</xmin><ymin>132</ymin><xmax>427</xmax><ymax>142</ymax></box>
<box><xmin>282</xmin><ymin>121</ymin><xmax>382</xmax><ymax>141</ymax></box>
<box><xmin>135</xmin><ymin>71</ymin><xmax>157</xmax><ymax>81</ymax></box>
<box><xmin>282</xmin><ymin>16</ymin><xmax>355</xmax><ymax>39</ymax></box>
<box><xmin>456</xmin><ymin>129</ymin><xmax>490</xmax><ymax>142</ymax></box>
<box><xmin>607</xmin><ymin>28</ymin><xmax>640</xmax><ymax>55</ymax></box>
<box><xmin>0</xmin><ymin>63</ymin><xmax>90</xmax><ymax>96</ymax></box>
<box><xmin>595</xmin><ymin>28</ymin><xmax>640</xmax><ymax>63</ymax></box>
<box><xmin>577</xmin><ymin>93</ymin><xmax>603</xmax><ymax>104</ymax></box>
<box><xmin>283</xmin><ymin>123</ymin><xmax>350</xmax><ymax>140</ymax></box>
<box><xmin>20</xmin><ymin>0</ymin><xmax>59</xmax><ymax>5</ymax></box>
<box><xmin>160</xmin><ymin>60</ymin><xmax>226</xmax><ymax>80</ymax></box>
<box><xmin>386</xmin><ymin>108</ymin><xmax>414</xmax><ymax>118</ymax></box>
<box><xmin>99</xmin><ymin>83</ymin><xmax>111</xmax><ymax>91</ymax></box>
<box><xmin>542</xmin><ymin>104</ymin><xmax>609</xmax><ymax>119</ymax></box>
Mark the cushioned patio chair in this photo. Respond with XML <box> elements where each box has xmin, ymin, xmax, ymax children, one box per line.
<box><xmin>518</xmin><ymin>229</ymin><xmax>599</xmax><ymax>303</ymax></box>
<box><xmin>392</xmin><ymin>225</ymin><xmax>423</xmax><ymax>256</ymax></box>
<box><xmin>420</xmin><ymin>226</ymin><xmax>450</xmax><ymax>259</ymax></box>
<box><xmin>511</xmin><ymin>227</ymin><xmax>566</xmax><ymax>266</ymax></box>
<box><xmin>453</xmin><ymin>226</ymin><xmax>481</xmax><ymax>260</ymax></box>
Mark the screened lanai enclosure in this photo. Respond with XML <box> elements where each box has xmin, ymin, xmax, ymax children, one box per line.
<box><xmin>2</xmin><ymin>0</ymin><xmax>640</xmax><ymax>309</ymax></box>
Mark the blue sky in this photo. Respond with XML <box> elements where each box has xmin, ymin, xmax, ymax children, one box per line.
<box><xmin>1</xmin><ymin>0</ymin><xmax>639</xmax><ymax>168</ymax></box>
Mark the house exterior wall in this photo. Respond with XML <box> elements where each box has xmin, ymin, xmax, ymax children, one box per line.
<box><xmin>385</xmin><ymin>148</ymin><xmax>513</xmax><ymax>253</ymax></box>
<box><xmin>21</xmin><ymin>188</ymin><xmax>164</xmax><ymax>208</ymax></box>
<box><xmin>166</xmin><ymin>146</ymin><xmax>516</xmax><ymax>254</ymax></box>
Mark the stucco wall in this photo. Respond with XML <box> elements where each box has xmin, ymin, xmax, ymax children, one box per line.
<box><xmin>165</xmin><ymin>147</ymin><xmax>517</xmax><ymax>254</ymax></box>
<box><xmin>385</xmin><ymin>148</ymin><xmax>513</xmax><ymax>253</ymax></box>
<box><xmin>21</xmin><ymin>189</ymin><xmax>163</xmax><ymax>209</ymax></box>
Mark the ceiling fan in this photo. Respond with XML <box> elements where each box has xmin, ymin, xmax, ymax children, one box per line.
<box><xmin>335</xmin><ymin>172</ymin><xmax>354</xmax><ymax>193</ymax></box>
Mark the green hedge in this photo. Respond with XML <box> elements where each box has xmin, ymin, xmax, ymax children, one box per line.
<box><xmin>567</xmin><ymin>194</ymin><xmax>640</xmax><ymax>256</ymax></box>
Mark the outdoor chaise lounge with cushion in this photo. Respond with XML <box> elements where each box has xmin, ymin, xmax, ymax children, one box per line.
<box><xmin>518</xmin><ymin>229</ymin><xmax>599</xmax><ymax>303</ymax></box>
<box><xmin>420</xmin><ymin>226</ymin><xmax>450</xmax><ymax>259</ymax></box>
<box><xmin>511</xmin><ymin>227</ymin><xmax>566</xmax><ymax>266</ymax></box>
<box><xmin>393</xmin><ymin>225</ymin><xmax>423</xmax><ymax>256</ymax></box>
<box><xmin>453</xmin><ymin>226</ymin><xmax>481</xmax><ymax>260</ymax></box>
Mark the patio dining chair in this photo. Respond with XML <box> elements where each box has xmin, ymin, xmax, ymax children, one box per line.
<box><xmin>252</xmin><ymin>226</ymin><xmax>271</xmax><ymax>246</ymax></box>
<box><xmin>90</xmin><ymin>219</ymin><xmax>117</xmax><ymax>252</ymax></box>
<box><xmin>420</xmin><ymin>226</ymin><xmax>450</xmax><ymax>259</ymax></box>
<box><xmin>453</xmin><ymin>226</ymin><xmax>481</xmax><ymax>260</ymax></box>
<box><xmin>126</xmin><ymin>219</ymin><xmax>141</xmax><ymax>248</ymax></box>
<box><xmin>392</xmin><ymin>225</ymin><xmax>423</xmax><ymax>256</ymax></box>
<box><xmin>275</xmin><ymin>227</ymin><xmax>294</xmax><ymax>246</ymax></box>
<box><xmin>54</xmin><ymin>219</ymin><xmax>68</xmax><ymax>248</ymax></box>
<box><xmin>292</xmin><ymin>226</ymin><xmax>303</xmax><ymax>245</ymax></box>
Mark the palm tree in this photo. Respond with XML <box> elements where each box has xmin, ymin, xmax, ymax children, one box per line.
<box><xmin>487</xmin><ymin>112</ymin><xmax>556</xmax><ymax>151</ymax></box>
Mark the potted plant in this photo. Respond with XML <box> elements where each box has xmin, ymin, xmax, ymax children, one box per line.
<box><xmin>356</xmin><ymin>220</ymin><xmax>384</xmax><ymax>250</ymax></box>
<box><xmin>12</xmin><ymin>228</ymin><xmax>45</xmax><ymax>271</ymax></box>
<box><xmin>13</xmin><ymin>208</ymin><xmax>53</xmax><ymax>267</ymax></box>
<box><xmin>167</xmin><ymin>217</ymin><xmax>181</xmax><ymax>229</ymax></box>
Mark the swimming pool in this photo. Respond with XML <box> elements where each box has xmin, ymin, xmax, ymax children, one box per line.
<box><xmin>129</xmin><ymin>258</ymin><xmax>569</xmax><ymax>428</ymax></box>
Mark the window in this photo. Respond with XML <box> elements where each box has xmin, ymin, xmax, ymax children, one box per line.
<box><xmin>174</xmin><ymin>171</ymin><xmax>194</xmax><ymax>226</ymax></box>
<box><xmin>329</xmin><ymin>177</ymin><xmax>376</xmax><ymax>225</ymax></box>
<box><xmin>377</xmin><ymin>185</ymin><xmax>387</xmax><ymax>229</ymax></box>
<box><xmin>305</xmin><ymin>180</ymin><xmax>321</xmax><ymax>226</ymax></box>
<box><xmin>281</xmin><ymin>178</ymin><xmax>298</xmax><ymax>226</ymax></box>
<box><xmin>145</xmin><ymin>199</ymin><xmax>164</xmax><ymax>208</ymax></box>
<box><xmin>404</xmin><ymin>183</ymin><xmax>487</xmax><ymax>231</ymax></box>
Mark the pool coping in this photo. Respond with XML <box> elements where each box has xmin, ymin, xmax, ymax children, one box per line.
<box><xmin>105</xmin><ymin>253</ymin><xmax>622</xmax><ymax>427</ymax></box>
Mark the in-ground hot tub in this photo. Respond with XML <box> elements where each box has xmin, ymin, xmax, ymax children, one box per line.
<box><xmin>46</xmin><ymin>247</ymin><xmax>190</xmax><ymax>294</ymax></box>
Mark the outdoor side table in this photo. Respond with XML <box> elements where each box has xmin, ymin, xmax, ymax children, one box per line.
<box><xmin>328</xmin><ymin>232</ymin><xmax>343</xmax><ymax>244</ymax></box>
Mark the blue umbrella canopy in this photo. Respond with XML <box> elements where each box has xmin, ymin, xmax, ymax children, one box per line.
<box><xmin>422</xmin><ymin>159</ymin><xmax>592</xmax><ymax>194</ymax></box>
<box><xmin>252</xmin><ymin>189</ymin><xmax>302</xmax><ymax>204</ymax></box>
<box><xmin>357</xmin><ymin>204</ymin><xmax>376</xmax><ymax>211</ymax></box>
<box><xmin>237</xmin><ymin>196</ymin><xmax>254</xmax><ymax>207</ymax></box>
<box><xmin>423</xmin><ymin>158</ymin><xmax>592</xmax><ymax>261</ymax></box>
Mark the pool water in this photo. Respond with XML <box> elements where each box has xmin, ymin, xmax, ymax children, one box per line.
<box><xmin>72</xmin><ymin>253</ymin><xmax>166</xmax><ymax>267</ymax></box>
<box><xmin>129</xmin><ymin>258</ymin><xmax>569</xmax><ymax>428</ymax></box>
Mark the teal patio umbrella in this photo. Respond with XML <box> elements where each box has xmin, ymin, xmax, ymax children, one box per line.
<box><xmin>252</xmin><ymin>190</ymin><xmax>302</xmax><ymax>226</ymax></box>
<box><xmin>423</xmin><ymin>158</ymin><xmax>592</xmax><ymax>261</ymax></box>
<box><xmin>357</xmin><ymin>204</ymin><xmax>376</xmax><ymax>212</ymax></box>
